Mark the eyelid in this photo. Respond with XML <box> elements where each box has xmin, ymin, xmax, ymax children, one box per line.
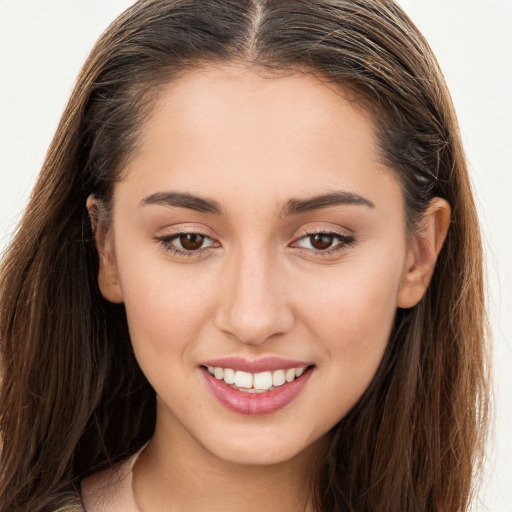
<box><xmin>153</xmin><ymin>224</ymin><xmax>355</xmax><ymax>258</ymax></box>
<box><xmin>289</xmin><ymin>227</ymin><xmax>356</xmax><ymax>255</ymax></box>
<box><xmin>154</xmin><ymin>225</ymin><xmax>220</xmax><ymax>257</ymax></box>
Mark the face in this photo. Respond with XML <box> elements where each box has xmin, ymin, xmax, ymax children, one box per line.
<box><xmin>96</xmin><ymin>64</ymin><xmax>435</xmax><ymax>467</ymax></box>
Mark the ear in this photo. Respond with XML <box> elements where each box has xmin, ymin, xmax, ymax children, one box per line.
<box><xmin>86</xmin><ymin>194</ymin><xmax>124</xmax><ymax>304</ymax></box>
<box><xmin>398</xmin><ymin>197</ymin><xmax>451</xmax><ymax>309</ymax></box>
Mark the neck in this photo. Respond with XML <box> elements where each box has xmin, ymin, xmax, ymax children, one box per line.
<box><xmin>133</xmin><ymin>412</ymin><xmax>325</xmax><ymax>512</ymax></box>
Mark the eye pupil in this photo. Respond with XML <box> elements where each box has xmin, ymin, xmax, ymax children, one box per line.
<box><xmin>179</xmin><ymin>233</ymin><xmax>204</xmax><ymax>250</ymax></box>
<box><xmin>310</xmin><ymin>233</ymin><xmax>334</xmax><ymax>250</ymax></box>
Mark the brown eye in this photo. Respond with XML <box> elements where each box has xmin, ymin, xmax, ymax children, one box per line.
<box><xmin>309</xmin><ymin>233</ymin><xmax>334</xmax><ymax>250</ymax></box>
<box><xmin>179</xmin><ymin>233</ymin><xmax>205</xmax><ymax>250</ymax></box>
<box><xmin>157</xmin><ymin>231</ymin><xmax>216</xmax><ymax>255</ymax></box>
<box><xmin>293</xmin><ymin>231</ymin><xmax>355</xmax><ymax>255</ymax></box>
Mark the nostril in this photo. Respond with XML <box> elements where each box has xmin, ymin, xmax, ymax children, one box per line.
<box><xmin>213</xmin><ymin>257</ymin><xmax>294</xmax><ymax>344</ymax></box>
<box><xmin>214</xmin><ymin>308</ymin><xmax>294</xmax><ymax>346</ymax></box>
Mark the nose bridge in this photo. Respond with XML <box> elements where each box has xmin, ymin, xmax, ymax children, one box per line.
<box><xmin>215</xmin><ymin>242</ymin><xmax>293</xmax><ymax>344</ymax></box>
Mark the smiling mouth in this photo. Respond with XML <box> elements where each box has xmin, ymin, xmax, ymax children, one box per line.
<box><xmin>203</xmin><ymin>365</ymin><xmax>309</xmax><ymax>393</ymax></box>
<box><xmin>201</xmin><ymin>363</ymin><xmax>315</xmax><ymax>415</ymax></box>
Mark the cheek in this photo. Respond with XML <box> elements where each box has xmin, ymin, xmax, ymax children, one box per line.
<box><xmin>115</xmin><ymin>249</ymin><xmax>218</xmax><ymax>365</ymax></box>
<box><xmin>118</xmin><ymin>264</ymin><xmax>222</xmax><ymax>412</ymax></box>
<box><xmin>297</xmin><ymin>256</ymin><xmax>403</xmax><ymax>408</ymax></box>
<box><xmin>305</xmin><ymin>265</ymin><xmax>400</xmax><ymax>348</ymax></box>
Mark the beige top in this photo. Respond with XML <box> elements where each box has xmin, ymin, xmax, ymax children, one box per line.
<box><xmin>80</xmin><ymin>449</ymin><xmax>143</xmax><ymax>512</ymax></box>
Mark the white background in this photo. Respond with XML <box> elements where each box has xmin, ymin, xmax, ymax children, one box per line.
<box><xmin>0</xmin><ymin>1</ymin><xmax>510</xmax><ymax>510</ymax></box>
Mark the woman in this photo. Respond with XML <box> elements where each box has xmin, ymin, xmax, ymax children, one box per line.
<box><xmin>0</xmin><ymin>1</ymin><xmax>488</xmax><ymax>511</ymax></box>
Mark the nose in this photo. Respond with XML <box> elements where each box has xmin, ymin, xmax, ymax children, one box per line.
<box><xmin>214</xmin><ymin>247</ymin><xmax>294</xmax><ymax>345</ymax></box>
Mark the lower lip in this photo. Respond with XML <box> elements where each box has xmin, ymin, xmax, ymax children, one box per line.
<box><xmin>201</xmin><ymin>367</ymin><xmax>313</xmax><ymax>416</ymax></box>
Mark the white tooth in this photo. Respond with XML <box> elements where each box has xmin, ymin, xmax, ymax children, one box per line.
<box><xmin>234</xmin><ymin>371</ymin><xmax>253</xmax><ymax>389</ymax></box>
<box><xmin>244</xmin><ymin>387</ymin><xmax>267</xmax><ymax>394</ymax></box>
<box><xmin>214</xmin><ymin>367</ymin><xmax>224</xmax><ymax>380</ymax></box>
<box><xmin>272</xmin><ymin>369</ymin><xmax>286</xmax><ymax>387</ymax></box>
<box><xmin>295</xmin><ymin>367</ymin><xmax>304</xmax><ymax>377</ymax></box>
<box><xmin>253</xmin><ymin>371</ymin><xmax>273</xmax><ymax>390</ymax></box>
<box><xmin>285</xmin><ymin>368</ymin><xmax>296</xmax><ymax>382</ymax></box>
<box><xmin>223</xmin><ymin>368</ymin><xmax>235</xmax><ymax>384</ymax></box>
<box><xmin>207</xmin><ymin>366</ymin><xmax>215</xmax><ymax>375</ymax></box>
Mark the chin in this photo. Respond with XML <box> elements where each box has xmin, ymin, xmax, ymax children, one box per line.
<box><xmin>198</xmin><ymin>427</ymin><xmax>325</xmax><ymax>467</ymax></box>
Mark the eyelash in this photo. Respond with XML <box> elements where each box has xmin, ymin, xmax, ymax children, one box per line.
<box><xmin>155</xmin><ymin>230</ymin><xmax>355</xmax><ymax>258</ymax></box>
<box><xmin>155</xmin><ymin>232</ymin><xmax>217</xmax><ymax>257</ymax></box>
<box><xmin>292</xmin><ymin>231</ymin><xmax>356</xmax><ymax>256</ymax></box>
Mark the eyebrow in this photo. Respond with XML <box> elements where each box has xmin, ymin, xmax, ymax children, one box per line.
<box><xmin>141</xmin><ymin>192</ymin><xmax>223</xmax><ymax>215</ymax></box>
<box><xmin>280</xmin><ymin>191</ymin><xmax>374</xmax><ymax>217</ymax></box>
<box><xmin>140</xmin><ymin>190</ymin><xmax>374</xmax><ymax>216</ymax></box>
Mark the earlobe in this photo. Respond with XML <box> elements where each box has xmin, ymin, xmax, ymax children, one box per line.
<box><xmin>86</xmin><ymin>194</ymin><xmax>124</xmax><ymax>304</ymax></box>
<box><xmin>398</xmin><ymin>197</ymin><xmax>451</xmax><ymax>309</ymax></box>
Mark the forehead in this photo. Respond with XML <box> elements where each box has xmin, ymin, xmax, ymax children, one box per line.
<box><xmin>139</xmin><ymin>63</ymin><xmax>375</xmax><ymax>157</ymax></box>
<box><xmin>118</xmin><ymin>63</ymin><xmax>400</xmax><ymax>216</ymax></box>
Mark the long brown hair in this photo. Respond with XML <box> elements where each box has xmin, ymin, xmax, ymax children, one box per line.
<box><xmin>0</xmin><ymin>1</ymin><xmax>488</xmax><ymax>510</ymax></box>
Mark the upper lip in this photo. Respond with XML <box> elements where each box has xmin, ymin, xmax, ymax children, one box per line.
<box><xmin>200</xmin><ymin>356</ymin><xmax>311</xmax><ymax>374</ymax></box>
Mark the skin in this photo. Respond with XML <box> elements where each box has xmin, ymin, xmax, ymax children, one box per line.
<box><xmin>90</xmin><ymin>64</ymin><xmax>450</xmax><ymax>511</ymax></box>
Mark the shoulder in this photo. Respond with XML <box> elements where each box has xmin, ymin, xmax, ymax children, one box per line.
<box><xmin>52</xmin><ymin>504</ymin><xmax>84</xmax><ymax>512</ymax></box>
<box><xmin>46</xmin><ymin>489</ymin><xmax>85</xmax><ymax>512</ymax></box>
<box><xmin>80</xmin><ymin>452</ymin><xmax>140</xmax><ymax>512</ymax></box>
